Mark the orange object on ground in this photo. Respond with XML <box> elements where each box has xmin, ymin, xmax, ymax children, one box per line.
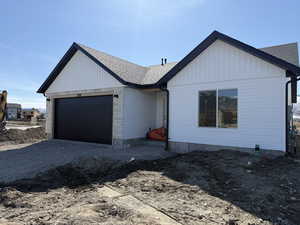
<box><xmin>147</xmin><ymin>127</ymin><xmax>166</xmax><ymax>141</ymax></box>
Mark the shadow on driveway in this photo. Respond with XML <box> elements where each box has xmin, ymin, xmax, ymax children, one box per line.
<box><xmin>0</xmin><ymin>140</ymin><xmax>175</xmax><ymax>183</ymax></box>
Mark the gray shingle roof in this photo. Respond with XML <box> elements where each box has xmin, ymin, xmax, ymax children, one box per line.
<box><xmin>78</xmin><ymin>44</ymin><xmax>148</xmax><ymax>84</ymax></box>
<box><xmin>37</xmin><ymin>31</ymin><xmax>300</xmax><ymax>94</ymax></box>
<box><xmin>79</xmin><ymin>41</ymin><xmax>299</xmax><ymax>86</ymax></box>
<box><xmin>78</xmin><ymin>43</ymin><xmax>177</xmax><ymax>85</ymax></box>
<box><xmin>143</xmin><ymin>62</ymin><xmax>178</xmax><ymax>84</ymax></box>
<box><xmin>260</xmin><ymin>43</ymin><xmax>299</xmax><ymax>66</ymax></box>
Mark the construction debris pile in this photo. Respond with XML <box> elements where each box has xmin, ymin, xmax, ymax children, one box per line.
<box><xmin>0</xmin><ymin>127</ymin><xmax>46</xmax><ymax>144</ymax></box>
<box><xmin>0</xmin><ymin>150</ymin><xmax>299</xmax><ymax>225</ymax></box>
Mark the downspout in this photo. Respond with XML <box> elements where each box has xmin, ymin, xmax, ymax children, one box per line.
<box><xmin>285</xmin><ymin>77</ymin><xmax>300</xmax><ymax>156</ymax></box>
<box><xmin>160</xmin><ymin>86</ymin><xmax>169</xmax><ymax>151</ymax></box>
<box><xmin>285</xmin><ymin>80</ymin><xmax>291</xmax><ymax>155</ymax></box>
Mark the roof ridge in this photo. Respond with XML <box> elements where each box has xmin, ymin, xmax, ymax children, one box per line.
<box><xmin>213</xmin><ymin>31</ymin><xmax>300</xmax><ymax>71</ymax></box>
<box><xmin>38</xmin><ymin>31</ymin><xmax>300</xmax><ymax>93</ymax></box>
<box><xmin>76</xmin><ymin>42</ymin><xmax>147</xmax><ymax>69</ymax></box>
<box><xmin>260</xmin><ymin>42</ymin><xmax>298</xmax><ymax>49</ymax></box>
<box><xmin>147</xmin><ymin>61</ymin><xmax>178</xmax><ymax>68</ymax></box>
<box><xmin>156</xmin><ymin>30</ymin><xmax>300</xmax><ymax>85</ymax></box>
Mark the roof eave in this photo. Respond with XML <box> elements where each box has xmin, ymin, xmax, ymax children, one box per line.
<box><xmin>38</xmin><ymin>31</ymin><xmax>300</xmax><ymax>94</ymax></box>
<box><xmin>156</xmin><ymin>31</ymin><xmax>300</xmax><ymax>86</ymax></box>
<box><xmin>37</xmin><ymin>43</ymin><xmax>78</xmax><ymax>93</ymax></box>
<box><xmin>37</xmin><ymin>42</ymin><xmax>144</xmax><ymax>94</ymax></box>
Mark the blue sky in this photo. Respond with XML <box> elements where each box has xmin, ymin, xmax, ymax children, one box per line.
<box><xmin>0</xmin><ymin>0</ymin><xmax>299</xmax><ymax>109</ymax></box>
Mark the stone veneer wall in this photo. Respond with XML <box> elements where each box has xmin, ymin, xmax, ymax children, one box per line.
<box><xmin>112</xmin><ymin>87</ymin><xmax>126</xmax><ymax>149</ymax></box>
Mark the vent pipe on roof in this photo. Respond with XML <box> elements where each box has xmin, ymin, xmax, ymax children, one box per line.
<box><xmin>164</xmin><ymin>58</ymin><xmax>167</xmax><ymax>64</ymax></box>
<box><xmin>161</xmin><ymin>58</ymin><xmax>164</xmax><ymax>66</ymax></box>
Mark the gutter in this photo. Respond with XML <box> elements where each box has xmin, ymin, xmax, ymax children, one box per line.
<box><xmin>160</xmin><ymin>86</ymin><xmax>169</xmax><ymax>151</ymax></box>
<box><xmin>285</xmin><ymin>77</ymin><xmax>300</xmax><ymax>156</ymax></box>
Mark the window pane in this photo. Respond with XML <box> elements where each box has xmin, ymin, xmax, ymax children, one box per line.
<box><xmin>218</xmin><ymin>89</ymin><xmax>238</xmax><ymax>128</ymax></box>
<box><xmin>199</xmin><ymin>90</ymin><xmax>216</xmax><ymax>127</ymax></box>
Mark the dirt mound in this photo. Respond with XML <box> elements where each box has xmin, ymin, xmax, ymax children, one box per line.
<box><xmin>0</xmin><ymin>127</ymin><xmax>46</xmax><ymax>143</ymax></box>
<box><xmin>3</xmin><ymin>157</ymin><xmax>125</xmax><ymax>192</ymax></box>
<box><xmin>106</xmin><ymin>151</ymin><xmax>300</xmax><ymax>225</ymax></box>
<box><xmin>0</xmin><ymin>158</ymin><xmax>162</xmax><ymax>225</ymax></box>
<box><xmin>1</xmin><ymin>150</ymin><xmax>300</xmax><ymax>225</ymax></box>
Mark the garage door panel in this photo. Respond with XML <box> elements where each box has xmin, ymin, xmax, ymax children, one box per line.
<box><xmin>54</xmin><ymin>95</ymin><xmax>113</xmax><ymax>144</ymax></box>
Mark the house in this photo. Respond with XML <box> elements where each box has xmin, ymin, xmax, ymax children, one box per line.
<box><xmin>22</xmin><ymin>108</ymin><xmax>41</xmax><ymax>121</ymax></box>
<box><xmin>6</xmin><ymin>103</ymin><xmax>22</xmax><ymax>120</ymax></box>
<box><xmin>37</xmin><ymin>31</ymin><xmax>300</xmax><ymax>154</ymax></box>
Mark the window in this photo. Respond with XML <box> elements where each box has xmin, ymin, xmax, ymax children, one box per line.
<box><xmin>199</xmin><ymin>89</ymin><xmax>238</xmax><ymax>128</ymax></box>
<box><xmin>218</xmin><ymin>89</ymin><xmax>238</xmax><ymax>128</ymax></box>
<box><xmin>199</xmin><ymin>90</ymin><xmax>216</xmax><ymax>127</ymax></box>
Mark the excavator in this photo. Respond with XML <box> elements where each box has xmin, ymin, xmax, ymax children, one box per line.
<box><xmin>0</xmin><ymin>90</ymin><xmax>8</xmax><ymax>133</ymax></box>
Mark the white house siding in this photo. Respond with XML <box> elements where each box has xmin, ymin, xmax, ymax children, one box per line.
<box><xmin>123</xmin><ymin>88</ymin><xmax>157</xmax><ymax>140</ymax></box>
<box><xmin>46</xmin><ymin>51</ymin><xmax>124</xmax><ymax>95</ymax></box>
<box><xmin>168</xmin><ymin>40</ymin><xmax>286</xmax><ymax>151</ymax></box>
<box><xmin>156</xmin><ymin>92</ymin><xmax>166</xmax><ymax>128</ymax></box>
<box><xmin>44</xmin><ymin>50</ymin><xmax>125</xmax><ymax>141</ymax></box>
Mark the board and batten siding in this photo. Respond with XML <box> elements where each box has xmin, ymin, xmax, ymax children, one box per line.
<box><xmin>45</xmin><ymin>51</ymin><xmax>124</xmax><ymax>94</ymax></box>
<box><xmin>168</xmin><ymin>40</ymin><xmax>286</xmax><ymax>151</ymax></box>
<box><xmin>156</xmin><ymin>92</ymin><xmax>166</xmax><ymax>128</ymax></box>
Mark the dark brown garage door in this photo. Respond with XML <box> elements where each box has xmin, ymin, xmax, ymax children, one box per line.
<box><xmin>54</xmin><ymin>95</ymin><xmax>113</xmax><ymax>144</ymax></box>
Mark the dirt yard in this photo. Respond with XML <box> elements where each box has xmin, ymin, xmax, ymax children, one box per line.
<box><xmin>1</xmin><ymin>149</ymin><xmax>299</xmax><ymax>225</ymax></box>
<box><xmin>0</xmin><ymin>127</ymin><xmax>46</xmax><ymax>144</ymax></box>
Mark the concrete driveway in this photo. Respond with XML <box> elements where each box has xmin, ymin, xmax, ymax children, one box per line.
<box><xmin>0</xmin><ymin>140</ymin><xmax>176</xmax><ymax>183</ymax></box>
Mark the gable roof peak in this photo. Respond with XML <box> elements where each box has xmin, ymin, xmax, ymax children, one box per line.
<box><xmin>37</xmin><ymin>31</ymin><xmax>300</xmax><ymax>93</ymax></box>
<box><xmin>155</xmin><ymin>30</ymin><xmax>300</xmax><ymax>85</ymax></box>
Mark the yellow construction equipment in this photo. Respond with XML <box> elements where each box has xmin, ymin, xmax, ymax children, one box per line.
<box><xmin>0</xmin><ymin>90</ymin><xmax>8</xmax><ymax>133</ymax></box>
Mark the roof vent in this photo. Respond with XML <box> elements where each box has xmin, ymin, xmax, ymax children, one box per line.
<box><xmin>161</xmin><ymin>58</ymin><xmax>164</xmax><ymax>66</ymax></box>
<box><xmin>164</xmin><ymin>58</ymin><xmax>167</xmax><ymax>64</ymax></box>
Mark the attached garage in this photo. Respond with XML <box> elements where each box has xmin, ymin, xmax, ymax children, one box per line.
<box><xmin>38</xmin><ymin>31</ymin><xmax>300</xmax><ymax>153</ymax></box>
<box><xmin>54</xmin><ymin>95</ymin><xmax>113</xmax><ymax>144</ymax></box>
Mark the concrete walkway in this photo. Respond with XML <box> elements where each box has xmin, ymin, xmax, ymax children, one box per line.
<box><xmin>0</xmin><ymin>140</ymin><xmax>176</xmax><ymax>183</ymax></box>
<box><xmin>96</xmin><ymin>185</ymin><xmax>182</xmax><ymax>225</ymax></box>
